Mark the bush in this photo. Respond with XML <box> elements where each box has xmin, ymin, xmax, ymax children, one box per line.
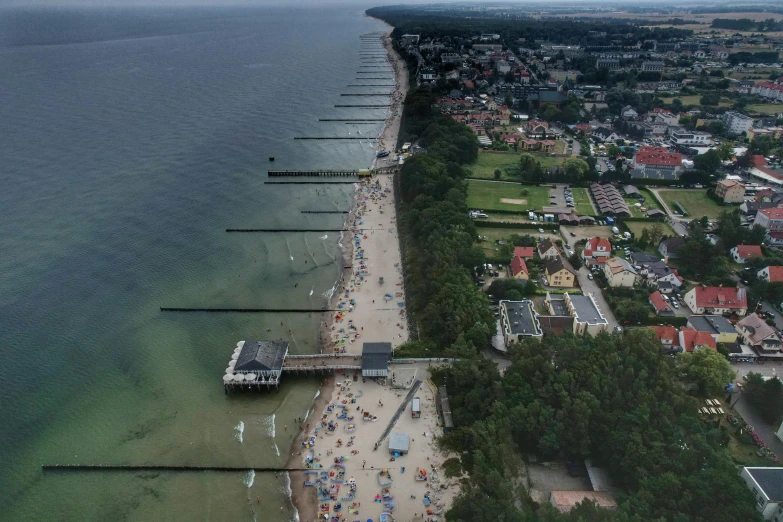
<box><xmin>442</xmin><ymin>457</ymin><xmax>463</xmax><ymax>478</ymax></box>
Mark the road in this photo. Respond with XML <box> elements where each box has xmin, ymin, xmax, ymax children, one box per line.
<box><xmin>561</xmin><ymin>230</ymin><xmax>619</xmax><ymax>329</ymax></box>
<box><xmin>571</xmin><ymin>140</ymin><xmax>581</xmax><ymax>157</ymax></box>
<box><xmin>646</xmin><ymin>187</ymin><xmax>689</xmax><ymax>237</ymax></box>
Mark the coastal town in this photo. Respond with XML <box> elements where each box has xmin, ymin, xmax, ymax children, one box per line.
<box><xmin>234</xmin><ymin>4</ymin><xmax>783</xmax><ymax>522</ymax></box>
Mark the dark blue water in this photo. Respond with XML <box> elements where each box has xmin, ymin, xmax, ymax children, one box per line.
<box><xmin>0</xmin><ymin>6</ymin><xmax>390</xmax><ymax>520</ymax></box>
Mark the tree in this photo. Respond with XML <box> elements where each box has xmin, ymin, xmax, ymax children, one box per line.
<box><xmin>676</xmin><ymin>348</ymin><xmax>735</xmax><ymax>395</ymax></box>
<box><xmin>493</xmin><ymin>168</ymin><xmax>502</xmax><ymax>180</ymax></box>
<box><xmin>693</xmin><ymin>149</ymin><xmax>721</xmax><ymax>176</ymax></box>
<box><xmin>744</xmin><ymin>372</ymin><xmax>783</xmax><ymax>425</ymax></box>
<box><xmin>716</xmin><ymin>143</ymin><xmax>735</xmax><ymax>161</ymax></box>
<box><xmin>700</xmin><ymin>92</ymin><xmax>721</xmax><ymax>106</ymax></box>
<box><xmin>563</xmin><ymin>158</ymin><xmax>590</xmax><ymax>182</ymax></box>
<box><xmin>568</xmin><ymin>253</ymin><xmax>583</xmax><ymax>269</ymax></box>
<box><xmin>648</xmin><ymin>222</ymin><xmax>665</xmax><ymax>247</ymax></box>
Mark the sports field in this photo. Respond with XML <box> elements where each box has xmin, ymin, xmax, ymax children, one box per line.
<box><xmin>467</xmin><ymin>180</ymin><xmax>552</xmax><ymax>212</ymax></box>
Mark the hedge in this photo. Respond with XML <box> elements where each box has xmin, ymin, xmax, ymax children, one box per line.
<box><xmin>477</xmin><ymin>221</ymin><xmax>555</xmax><ymax>230</ymax></box>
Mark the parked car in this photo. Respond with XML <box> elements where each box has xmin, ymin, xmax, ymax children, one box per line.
<box><xmin>614</xmin><ymin>326</ymin><xmax>623</xmax><ymax>333</ymax></box>
<box><xmin>539</xmin><ymin>228</ymin><xmax>545</xmax><ymax>233</ymax></box>
<box><xmin>587</xmin><ymin>274</ymin><xmax>593</xmax><ymax>280</ymax></box>
<box><xmin>570</xmin><ymin>232</ymin><xmax>576</xmax><ymax>237</ymax></box>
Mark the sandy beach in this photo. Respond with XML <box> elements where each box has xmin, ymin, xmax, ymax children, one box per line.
<box><xmin>287</xmin><ymin>29</ymin><xmax>458</xmax><ymax>522</ymax></box>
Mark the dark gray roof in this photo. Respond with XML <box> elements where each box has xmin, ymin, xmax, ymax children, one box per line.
<box><xmin>630</xmin><ymin>251</ymin><xmax>660</xmax><ymax>264</ymax></box>
<box><xmin>623</xmin><ymin>185</ymin><xmax>641</xmax><ymax>195</ymax></box>
<box><xmin>235</xmin><ymin>341</ymin><xmax>288</xmax><ymax>373</ymax></box>
<box><xmin>538</xmin><ymin>238</ymin><xmax>556</xmax><ymax>255</ymax></box>
<box><xmin>746</xmin><ymin>467</ymin><xmax>783</xmax><ymax>501</ymax></box>
<box><xmin>502</xmin><ymin>300</ymin><xmax>541</xmax><ymax>336</ymax></box>
<box><xmin>362</xmin><ymin>342</ymin><xmax>391</xmax><ymax>371</ymax></box>
<box><xmin>569</xmin><ymin>294</ymin><xmax>608</xmax><ymax>325</ymax></box>
<box><xmin>546</xmin><ymin>256</ymin><xmax>574</xmax><ymax>276</ymax></box>
<box><xmin>647</xmin><ymin>209</ymin><xmax>666</xmax><ymax>217</ymax></box>
<box><xmin>593</xmin><ymin>127</ymin><xmax>614</xmax><ymax>138</ymax></box>
<box><xmin>660</xmin><ymin>237</ymin><xmax>686</xmax><ymax>253</ymax></box>
<box><xmin>438</xmin><ymin>386</ymin><xmax>453</xmax><ymax>428</ymax></box>
<box><xmin>631</xmin><ymin>167</ymin><xmax>679</xmax><ymax>180</ymax></box>
<box><xmin>389</xmin><ymin>432</ymin><xmax>410</xmax><ymax>452</ymax></box>
<box><xmin>688</xmin><ymin>315</ymin><xmax>737</xmax><ymax>335</ymax></box>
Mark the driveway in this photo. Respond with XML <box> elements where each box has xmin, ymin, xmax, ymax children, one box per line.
<box><xmin>646</xmin><ymin>187</ymin><xmax>689</xmax><ymax>237</ymax></box>
<box><xmin>571</xmin><ymin>140</ymin><xmax>581</xmax><ymax>157</ymax></box>
<box><xmin>731</xmin><ymin>388</ymin><xmax>783</xmax><ymax>457</ymax></box>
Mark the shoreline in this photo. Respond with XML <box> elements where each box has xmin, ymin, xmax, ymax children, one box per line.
<box><xmin>287</xmin><ymin>24</ymin><xmax>413</xmax><ymax>522</ymax></box>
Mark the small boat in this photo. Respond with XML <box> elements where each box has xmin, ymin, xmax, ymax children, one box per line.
<box><xmin>269</xmin><ymin>156</ymin><xmax>275</xmax><ymax>161</ymax></box>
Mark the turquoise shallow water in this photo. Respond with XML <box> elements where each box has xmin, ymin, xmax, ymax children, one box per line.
<box><xmin>0</xmin><ymin>6</ymin><xmax>389</xmax><ymax>520</ymax></box>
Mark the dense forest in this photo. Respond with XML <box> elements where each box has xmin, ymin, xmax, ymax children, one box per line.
<box><xmin>439</xmin><ymin>332</ymin><xmax>759</xmax><ymax>521</ymax></box>
<box><xmin>712</xmin><ymin>17</ymin><xmax>783</xmax><ymax>32</ymax></box>
<box><xmin>394</xmin><ymin>87</ymin><xmax>495</xmax><ymax>356</ymax></box>
<box><xmin>366</xmin><ymin>6</ymin><xmax>692</xmax><ymax>47</ymax></box>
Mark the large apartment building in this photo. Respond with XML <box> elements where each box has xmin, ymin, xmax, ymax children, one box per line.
<box><xmin>754</xmin><ymin>207</ymin><xmax>783</xmax><ymax>246</ymax></box>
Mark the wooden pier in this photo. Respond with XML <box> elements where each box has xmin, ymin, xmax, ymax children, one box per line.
<box><xmin>339</xmin><ymin>93</ymin><xmax>392</xmax><ymax>96</ymax></box>
<box><xmin>268</xmin><ymin>169</ymin><xmax>360</xmax><ymax>176</ymax></box>
<box><xmin>345</xmin><ymin>85</ymin><xmax>395</xmax><ymax>87</ymax></box>
<box><xmin>318</xmin><ymin>118</ymin><xmax>386</xmax><ymax>121</ymax></box>
<box><xmin>282</xmin><ymin>354</ymin><xmax>362</xmax><ymax>374</ymax></box>
<box><xmin>225</xmin><ymin>229</ymin><xmax>348</xmax><ymax>233</ymax></box>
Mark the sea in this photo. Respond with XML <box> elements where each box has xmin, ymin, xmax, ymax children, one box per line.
<box><xmin>0</xmin><ymin>6</ymin><xmax>390</xmax><ymax>521</ymax></box>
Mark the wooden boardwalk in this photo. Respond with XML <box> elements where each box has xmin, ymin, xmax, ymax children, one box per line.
<box><xmin>282</xmin><ymin>354</ymin><xmax>362</xmax><ymax>373</ymax></box>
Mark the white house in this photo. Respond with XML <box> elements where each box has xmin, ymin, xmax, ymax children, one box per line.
<box><xmin>603</xmin><ymin>257</ymin><xmax>637</xmax><ymax>287</ymax></box>
<box><xmin>740</xmin><ymin>467</ymin><xmax>783</xmax><ymax>520</ymax></box>
<box><xmin>730</xmin><ymin>245</ymin><xmax>763</xmax><ymax>264</ymax></box>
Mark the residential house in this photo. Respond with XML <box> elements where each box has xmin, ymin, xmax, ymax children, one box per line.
<box><xmin>739</xmin><ymin>467</ymin><xmax>783</xmax><ymax>520</ymax></box>
<box><xmin>545</xmin><ymin>256</ymin><xmax>576</xmax><ymax>287</ymax></box>
<box><xmin>716</xmin><ymin>179</ymin><xmax>746</xmax><ymax>203</ymax></box>
<box><xmin>590</xmin><ymin>183</ymin><xmax>631</xmax><ymax>216</ymax></box>
<box><xmin>650</xmin><ymin>325</ymin><xmax>680</xmax><ymax>354</ymax></box>
<box><xmin>537</xmin><ymin>238</ymin><xmax>559</xmax><ymax>260</ymax></box>
<box><xmin>647</xmin><ymin>209</ymin><xmax>667</xmax><ymax>219</ymax></box>
<box><xmin>603</xmin><ymin>257</ymin><xmax>637</xmax><ymax>287</ymax></box>
<box><xmin>741</xmin><ymin>201</ymin><xmax>779</xmax><ymax>218</ymax></box>
<box><xmin>420</xmin><ymin>67</ymin><xmax>437</xmax><ymax>81</ymax></box>
<box><xmin>513</xmin><ymin>246</ymin><xmax>535</xmax><ymax>259</ymax></box>
<box><xmin>630</xmin><ymin>251</ymin><xmax>682</xmax><ymax>290</ymax></box>
<box><xmin>596</xmin><ymin>58</ymin><xmax>620</xmax><ymax>70</ymax></box>
<box><xmin>659</xmin><ymin>237</ymin><xmax>685</xmax><ymax>260</ymax></box>
<box><xmin>680</xmin><ymin>327</ymin><xmax>718</xmax><ymax>352</ymax></box>
<box><xmin>687</xmin><ymin>315</ymin><xmax>739</xmax><ymax>344</ymax></box>
<box><xmin>538</xmin><ymin>140</ymin><xmax>556</xmax><ymax>153</ymax></box>
<box><xmin>621</xmin><ymin>105</ymin><xmax>638</xmax><ymax>120</ymax></box>
<box><xmin>684</xmin><ymin>286</ymin><xmax>748</xmax><ymax>316</ymax></box>
<box><xmin>669</xmin><ymin>129</ymin><xmax>711</xmax><ymax>146</ymax></box>
<box><xmin>751</xmin><ymin>78</ymin><xmax>783</xmax><ymax>103</ymax></box>
<box><xmin>582</xmin><ymin>237</ymin><xmax>612</xmax><ymax>264</ymax></box>
<box><xmin>592</xmin><ymin>127</ymin><xmax>620</xmax><ymax>142</ymax></box>
<box><xmin>641</xmin><ymin>61</ymin><xmax>664</xmax><ymax>73</ymax></box>
<box><xmin>758</xmin><ymin>266</ymin><xmax>783</xmax><ymax>283</ymax></box>
<box><xmin>736</xmin><ymin>313</ymin><xmax>783</xmax><ymax>355</ymax></box>
<box><xmin>649</xmin><ymin>290</ymin><xmax>673</xmax><ymax>316</ymax></box>
<box><xmin>574</xmin><ymin>123</ymin><xmax>593</xmax><ymax>135</ymax></box>
<box><xmin>510</xmin><ymin>255</ymin><xmax>530</xmax><ymax>280</ymax></box>
<box><xmin>754</xmin><ymin>207</ymin><xmax>783</xmax><ymax>246</ymax></box>
<box><xmin>526</xmin><ymin>119</ymin><xmax>549</xmax><ymax>137</ymax></box>
<box><xmin>730</xmin><ymin>245</ymin><xmax>763</xmax><ymax>264</ymax></box>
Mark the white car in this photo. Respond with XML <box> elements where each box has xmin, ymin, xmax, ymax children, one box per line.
<box><xmin>538</xmin><ymin>228</ymin><xmax>545</xmax><ymax>233</ymax></box>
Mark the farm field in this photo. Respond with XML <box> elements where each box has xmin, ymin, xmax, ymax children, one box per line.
<box><xmin>467</xmin><ymin>179</ymin><xmax>552</xmax><ymax>212</ymax></box>
<box><xmin>470</xmin><ymin>150</ymin><xmax>566</xmax><ymax>180</ymax></box>
<box><xmin>658</xmin><ymin>189</ymin><xmax>724</xmax><ymax>219</ymax></box>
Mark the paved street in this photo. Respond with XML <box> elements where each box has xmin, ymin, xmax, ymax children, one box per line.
<box><xmin>561</xmin><ymin>227</ymin><xmax>619</xmax><ymax>329</ymax></box>
<box><xmin>731</xmin><ymin>388</ymin><xmax>783</xmax><ymax>457</ymax></box>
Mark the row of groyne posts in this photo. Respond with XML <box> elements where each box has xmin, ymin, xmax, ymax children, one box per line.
<box><xmin>38</xmin><ymin>32</ymin><xmax>404</xmax><ymax>479</ymax></box>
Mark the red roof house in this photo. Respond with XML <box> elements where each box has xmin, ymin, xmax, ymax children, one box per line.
<box><xmin>685</xmin><ymin>286</ymin><xmax>748</xmax><ymax>315</ymax></box>
<box><xmin>730</xmin><ymin>245</ymin><xmax>763</xmax><ymax>263</ymax></box>
<box><xmin>761</xmin><ymin>266</ymin><xmax>783</xmax><ymax>283</ymax></box>
<box><xmin>649</xmin><ymin>291</ymin><xmax>673</xmax><ymax>315</ymax></box>
<box><xmin>650</xmin><ymin>325</ymin><xmax>679</xmax><ymax>349</ymax></box>
<box><xmin>513</xmin><ymin>246</ymin><xmax>535</xmax><ymax>259</ymax></box>
<box><xmin>511</xmin><ymin>256</ymin><xmax>529</xmax><ymax>279</ymax></box>
<box><xmin>582</xmin><ymin>237</ymin><xmax>612</xmax><ymax>261</ymax></box>
<box><xmin>680</xmin><ymin>327</ymin><xmax>717</xmax><ymax>352</ymax></box>
<box><xmin>634</xmin><ymin>146</ymin><xmax>683</xmax><ymax>168</ymax></box>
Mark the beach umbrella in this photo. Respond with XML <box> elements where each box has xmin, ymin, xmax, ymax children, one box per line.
<box><xmin>223</xmin><ymin>374</ymin><xmax>234</xmax><ymax>382</ymax></box>
<box><xmin>233</xmin><ymin>373</ymin><xmax>245</xmax><ymax>382</ymax></box>
<box><xmin>236</xmin><ymin>341</ymin><xmax>245</xmax><ymax>349</ymax></box>
<box><xmin>228</xmin><ymin>360</ymin><xmax>236</xmax><ymax>368</ymax></box>
<box><xmin>245</xmin><ymin>373</ymin><xmax>257</xmax><ymax>381</ymax></box>
<box><xmin>231</xmin><ymin>352</ymin><xmax>239</xmax><ymax>360</ymax></box>
<box><xmin>225</xmin><ymin>367</ymin><xmax>234</xmax><ymax>374</ymax></box>
<box><xmin>234</xmin><ymin>347</ymin><xmax>242</xmax><ymax>354</ymax></box>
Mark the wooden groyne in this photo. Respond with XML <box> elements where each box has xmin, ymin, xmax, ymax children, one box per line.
<box><xmin>42</xmin><ymin>465</ymin><xmax>307</xmax><ymax>473</ymax></box>
<box><xmin>264</xmin><ymin>181</ymin><xmax>358</xmax><ymax>185</ymax></box>
<box><xmin>269</xmin><ymin>170</ymin><xmax>359</xmax><ymax>176</ymax></box>
<box><xmin>301</xmin><ymin>210</ymin><xmax>349</xmax><ymax>214</ymax></box>
<box><xmin>318</xmin><ymin>118</ymin><xmax>386</xmax><ymax>121</ymax></box>
<box><xmin>334</xmin><ymin>104</ymin><xmax>390</xmax><ymax>108</ymax></box>
<box><xmin>339</xmin><ymin>93</ymin><xmax>391</xmax><ymax>96</ymax></box>
<box><xmin>160</xmin><ymin>307</ymin><xmax>338</xmax><ymax>313</ymax></box>
<box><xmin>294</xmin><ymin>137</ymin><xmax>377</xmax><ymax>140</ymax></box>
<box><xmin>225</xmin><ymin>229</ymin><xmax>347</xmax><ymax>233</ymax></box>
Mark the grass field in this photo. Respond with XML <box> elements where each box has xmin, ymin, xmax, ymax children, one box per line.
<box><xmin>467</xmin><ymin>180</ymin><xmax>551</xmax><ymax>212</ymax></box>
<box><xmin>475</xmin><ymin>226</ymin><xmax>559</xmax><ymax>257</ymax></box>
<box><xmin>746</xmin><ymin>104</ymin><xmax>783</xmax><ymax>115</ymax></box>
<box><xmin>659</xmin><ymin>95</ymin><xmax>732</xmax><ymax>107</ymax></box>
<box><xmin>470</xmin><ymin>151</ymin><xmax>567</xmax><ymax>180</ymax></box>
<box><xmin>569</xmin><ymin>188</ymin><xmax>595</xmax><ymax>216</ymax></box>
<box><xmin>624</xmin><ymin>221</ymin><xmax>676</xmax><ymax>239</ymax></box>
<box><xmin>658</xmin><ymin>189</ymin><xmax>724</xmax><ymax>219</ymax></box>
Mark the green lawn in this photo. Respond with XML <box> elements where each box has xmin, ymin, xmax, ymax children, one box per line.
<box><xmin>569</xmin><ymin>188</ymin><xmax>595</xmax><ymax>216</ymax></box>
<box><xmin>659</xmin><ymin>95</ymin><xmax>732</xmax><ymax>108</ymax></box>
<box><xmin>475</xmin><ymin>226</ymin><xmax>560</xmax><ymax>257</ymax></box>
<box><xmin>467</xmin><ymin>180</ymin><xmax>552</xmax><ymax>212</ymax></box>
<box><xmin>746</xmin><ymin>104</ymin><xmax>783</xmax><ymax>115</ymax></box>
<box><xmin>469</xmin><ymin>151</ymin><xmax>566</xmax><ymax>180</ymax></box>
<box><xmin>624</xmin><ymin>221</ymin><xmax>676</xmax><ymax>238</ymax></box>
<box><xmin>658</xmin><ymin>189</ymin><xmax>725</xmax><ymax>219</ymax></box>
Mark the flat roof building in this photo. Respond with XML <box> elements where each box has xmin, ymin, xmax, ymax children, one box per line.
<box><xmin>687</xmin><ymin>315</ymin><xmax>739</xmax><ymax>344</ymax></box>
<box><xmin>362</xmin><ymin>342</ymin><xmax>392</xmax><ymax>377</ymax></box>
<box><xmin>226</xmin><ymin>340</ymin><xmax>289</xmax><ymax>389</ymax></box>
<box><xmin>499</xmin><ymin>299</ymin><xmax>542</xmax><ymax>344</ymax></box>
<box><xmin>566</xmin><ymin>293</ymin><xmax>610</xmax><ymax>336</ymax></box>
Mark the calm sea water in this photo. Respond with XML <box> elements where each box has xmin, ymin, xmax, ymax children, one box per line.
<box><xmin>0</xmin><ymin>6</ymin><xmax>389</xmax><ymax>520</ymax></box>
